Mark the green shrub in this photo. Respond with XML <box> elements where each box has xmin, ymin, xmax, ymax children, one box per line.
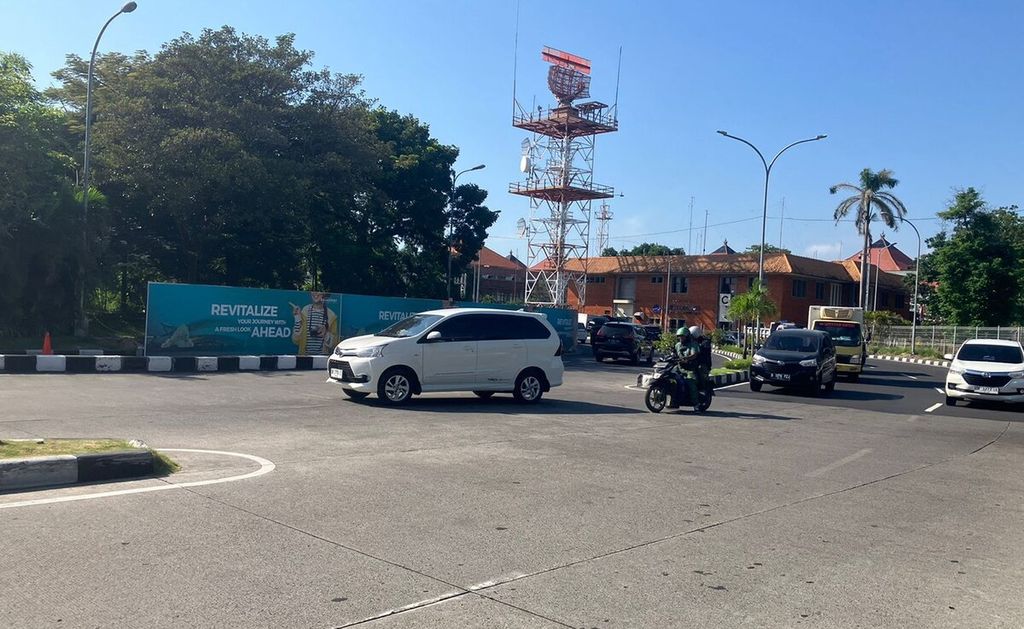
<box><xmin>723</xmin><ymin>358</ymin><xmax>751</xmax><ymax>370</ymax></box>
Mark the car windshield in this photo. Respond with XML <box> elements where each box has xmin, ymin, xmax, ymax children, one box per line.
<box><xmin>764</xmin><ymin>334</ymin><xmax>819</xmax><ymax>353</ymax></box>
<box><xmin>956</xmin><ymin>344</ymin><xmax>1024</xmax><ymax>364</ymax></box>
<box><xmin>599</xmin><ymin>324</ymin><xmax>630</xmax><ymax>337</ymax></box>
<box><xmin>812</xmin><ymin>321</ymin><xmax>862</xmax><ymax>347</ymax></box>
<box><xmin>375</xmin><ymin>314</ymin><xmax>443</xmax><ymax>338</ymax></box>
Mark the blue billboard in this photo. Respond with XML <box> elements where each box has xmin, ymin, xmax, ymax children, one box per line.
<box><xmin>145</xmin><ymin>283</ymin><xmax>341</xmax><ymax>356</ymax></box>
<box><xmin>339</xmin><ymin>294</ymin><xmax>442</xmax><ymax>339</ymax></box>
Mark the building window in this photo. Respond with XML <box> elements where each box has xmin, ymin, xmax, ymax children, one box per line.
<box><xmin>720</xmin><ymin>276</ymin><xmax>736</xmax><ymax>294</ymax></box>
<box><xmin>651</xmin><ymin>276</ymin><xmax>664</xmax><ymax>284</ymax></box>
<box><xmin>895</xmin><ymin>294</ymin><xmax>904</xmax><ymax>309</ymax></box>
<box><xmin>586</xmin><ymin>276</ymin><xmax>606</xmax><ymax>284</ymax></box>
<box><xmin>815</xmin><ymin>282</ymin><xmax>825</xmax><ymax>300</ymax></box>
<box><xmin>671</xmin><ymin>276</ymin><xmax>688</xmax><ymax>293</ymax></box>
<box><xmin>792</xmin><ymin>279</ymin><xmax>807</xmax><ymax>298</ymax></box>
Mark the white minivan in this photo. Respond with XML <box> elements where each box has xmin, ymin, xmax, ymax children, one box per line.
<box><xmin>327</xmin><ymin>308</ymin><xmax>564</xmax><ymax>404</ymax></box>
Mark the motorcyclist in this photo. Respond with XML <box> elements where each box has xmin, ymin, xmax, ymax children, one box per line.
<box><xmin>672</xmin><ymin>327</ymin><xmax>700</xmax><ymax>406</ymax></box>
<box><xmin>689</xmin><ymin>325</ymin><xmax>712</xmax><ymax>397</ymax></box>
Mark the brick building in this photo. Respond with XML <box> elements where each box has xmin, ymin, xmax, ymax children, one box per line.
<box><xmin>845</xmin><ymin>235</ymin><xmax>915</xmax><ymax>273</ymax></box>
<box><xmin>561</xmin><ymin>252</ymin><xmax>911</xmax><ymax>331</ymax></box>
<box><xmin>465</xmin><ymin>246</ymin><xmax>528</xmax><ymax>303</ymax></box>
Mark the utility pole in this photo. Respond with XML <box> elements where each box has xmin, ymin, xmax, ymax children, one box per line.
<box><xmin>687</xmin><ymin>196</ymin><xmax>695</xmax><ymax>254</ymax></box>
<box><xmin>701</xmin><ymin>209</ymin><xmax>709</xmax><ymax>254</ymax></box>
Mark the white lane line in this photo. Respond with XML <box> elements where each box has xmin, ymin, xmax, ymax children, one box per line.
<box><xmin>907</xmin><ymin>415</ymin><xmax>920</xmax><ymax>423</ymax></box>
<box><xmin>0</xmin><ymin>448</ymin><xmax>275</xmax><ymax>510</ymax></box>
<box><xmin>714</xmin><ymin>381</ymin><xmax>750</xmax><ymax>391</ymax></box>
<box><xmin>934</xmin><ymin>387</ymin><xmax>945</xmax><ymax>395</ymax></box>
<box><xmin>924</xmin><ymin>403</ymin><xmax>943</xmax><ymax>413</ymax></box>
<box><xmin>806</xmin><ymin>448</ymin><xmax>873</xmax><ymax>478</ymax></box>
<box><xmin>904</xmin><ymin>373</ymin><xmax>918</xmax><ymax>380</ymax></box>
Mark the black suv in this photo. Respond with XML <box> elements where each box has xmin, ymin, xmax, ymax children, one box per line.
<box><xmin>750</xmin><ymin>329</ymin><xmax>837</xmax><ymax>396</ymax></box>
<box><xmin>593</xmin><ymin>322</ymin><xmax>655</xmax><ymax>365</ymax></box>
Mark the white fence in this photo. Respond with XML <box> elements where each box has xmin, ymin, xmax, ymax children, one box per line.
<box><xmin>872</xmin><ymin>325</ymin><xmax>1024</xmax><ymax>355</ymax></box>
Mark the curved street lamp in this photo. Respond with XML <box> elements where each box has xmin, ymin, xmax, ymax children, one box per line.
<box><xmin>716</xmin><ymin>131</ymin><xmax>827</xmax><ymax>286</ymax></box>
<box><xmin>78</xmin><ymin>1</ymin><xmax>137</xmax><ymax>335</ymax></box>
<box><xmin>447</xmin><ymin>163</ymin><xmax>485</xmax><ymax>302</ymax></box>
<box><xmin>900</xmin><ymin>217</ymin><xmax>922</xmax><ymax>353</ymax></box>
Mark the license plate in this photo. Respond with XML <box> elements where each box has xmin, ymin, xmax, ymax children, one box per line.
<box><xmin>975</xmin><ymin>386</ymin><xmax>999</xmax><ymax>394</ymax></box>
<box><xmin>774</xmin><ymin>373</ymin><xmax>791</xmax><ymax>381</ymax></box>
<box><xmin>330</xmin><ymin>368</ymin><xmax>344</xmax><ymax>379</ymax></box>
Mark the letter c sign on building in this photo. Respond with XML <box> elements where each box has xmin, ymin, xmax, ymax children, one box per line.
<box><xmin>718</xmin><ymin>293</ymin><xmax>732</xmax><ymax>323</ymax></box>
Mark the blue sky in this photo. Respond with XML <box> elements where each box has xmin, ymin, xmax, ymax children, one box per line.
<box><xmin>4</xmin><ymin>0</ymin><xmax>1022</xmax><ymax>263</ymax></box>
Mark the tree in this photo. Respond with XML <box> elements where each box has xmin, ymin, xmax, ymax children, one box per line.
<box><xmin>728</xmin><ymin>281</ymin><xmax>777</xmax><ymax>356</ymax></box>
<box><xmin>603</xmin><ymin>243</ymin><xmax>684</xmax><ymax>256</ymax></box>
<box><xmin>830</xmin><ymin>168</ymin><xmax>908</xmax><ymax>309</ymax></box>
<box><xmin>745</xmin><ymin>244</ymin><xmax>790</xmax><ymax>255</ymax></box>
<box><xmin>927</xmin><ymin>188</ymin><xmax>1023</xmax><ymax>325</ymax></box>
<box><xmin>0</xmin><ymin>51</ymin><xmax>81</xmax><ymax>334</ymax></box>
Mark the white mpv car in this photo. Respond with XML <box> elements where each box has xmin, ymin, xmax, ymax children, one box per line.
<box><xmin>327</xmin><ymin>308</ymin><xmax>564</xmax><ymax>404</ymax></box>
<box><xmin>944</xmin><ymin>339</ymin><xmax>1024</xmax><ymax>406</ymax></box>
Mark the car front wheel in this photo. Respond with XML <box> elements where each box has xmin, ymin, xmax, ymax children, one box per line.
<box><xmin>378</xmin><ymin>368</ymin><xmax>414</xmax><ymax>405</ymax></box>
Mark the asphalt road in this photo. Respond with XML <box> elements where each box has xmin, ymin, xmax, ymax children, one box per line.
<box><xmin>2</xmin><ymin>353</ymin><xmax>1023</xmax><ymax>628</ymax></box>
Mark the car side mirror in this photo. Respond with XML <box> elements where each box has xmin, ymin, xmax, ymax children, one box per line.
<box><xmin>424</xmin><ymin>331</ymin><xmax>443</xmax><ymax>342</ymax></box>
<box><xmin>943</xmin><ymin>353</ymin><xmax>953</xmax><ymax>360</ymax></box>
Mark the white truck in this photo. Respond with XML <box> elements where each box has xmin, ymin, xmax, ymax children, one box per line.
<box><xmin>808</xmin><ymin>306</ymin><xmax>867</xmax><ymax>380</ymax></box>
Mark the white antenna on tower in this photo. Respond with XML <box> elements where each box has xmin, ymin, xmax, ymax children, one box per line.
<box><xmin>596</xmin><ymin>201</ymin><xmax>613</xmax><ymax>254</ymax></box>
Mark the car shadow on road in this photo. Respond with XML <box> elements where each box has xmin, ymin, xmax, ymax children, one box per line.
<box><xmin>687</xmin><ymin>409</ymin><xmax>795</xmax><ymax>421</ymax></box>
<box><xmin>743</xmin><ymin>387</ymin><xmax>904</xmax><ymax>402</ymax></box>
<box><xmin>358</xmin><ymin>396</ymin><xmax>636</xmax><ymax>415</ymax></box>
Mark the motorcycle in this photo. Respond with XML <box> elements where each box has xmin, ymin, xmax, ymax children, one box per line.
<box><xmin>642</xmin><ymin>356</ymin><xmax>713</xmax><ymax>413</ymax></box>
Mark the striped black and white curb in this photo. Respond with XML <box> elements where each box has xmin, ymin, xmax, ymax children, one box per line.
<box><xmin>869</xmin><ymin>354</ymin><xmax>950</xmax><ymax>368</ymax></box>
<box><xmin>636</xmin><ymin>369</ymin><xmax>749</xmax><ymax>389</ymax></box>
<box><xmin>0</xmin><ymin>354</ymin><xmax>329</xmax><ymax>374</ymax></box>
<box><xmin>0</xmin><ymin>449</ymin><xmax>154</xmax><ymax>492</ymax></box>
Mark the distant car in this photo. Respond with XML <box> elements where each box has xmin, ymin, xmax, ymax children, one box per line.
<box><xmin>577</xmin><ymin>322</ymin><xmax>588</xmax><ymax>344</ymax></box>
<box><xmin>944</xmin><ymin>339</ymin><xmax>1024</xmax><ymax>406</ymax></box>
<box><xmin>750</xmin><ymin>329</ymin><xmax>837</xmax><ymax>396</ymax></box>
<box><xmin>327</xmin><ymin>307</ymin><xmax>563</xmax><ymax>404</ymax></box>
<box><xmin>585</xmin><ymin>315</ymin><xmax>627</xmax><ymax>337</ymax></box>
<box><xmin>592</xmin><ymin>322</ymin><xmax>655</xmax><ymax>365</ymax></box>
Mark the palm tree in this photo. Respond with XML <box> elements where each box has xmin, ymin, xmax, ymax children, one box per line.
<box><xmin>729</xmin><ymin>281</ymin><xmax>777</xmax><ymax>356</ymax></box>
<box><xmin>830</xmin><ymin>168</ymin><xmax>908</xmax><ymax>309</ymax></box>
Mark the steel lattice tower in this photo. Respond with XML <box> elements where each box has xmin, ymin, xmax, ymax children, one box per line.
<box><xmin>510</xmin><ymin>47</ymin><xmax>617</xmax><ymax>306</ymax></box>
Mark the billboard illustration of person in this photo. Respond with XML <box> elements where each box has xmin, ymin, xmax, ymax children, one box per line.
<box><xmin>290</xmin><ymin>291</ymin><xmax>338</xmax><ymax>355</ymax></box>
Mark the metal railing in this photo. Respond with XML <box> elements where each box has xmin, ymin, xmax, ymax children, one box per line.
<box><xmin>871</xmin><ymin>325</ymin><xmax>1024</xmax><ymax>355</ymax></box>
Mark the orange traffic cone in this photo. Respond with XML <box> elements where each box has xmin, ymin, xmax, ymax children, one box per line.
<box><xmin>42</xmin><ymin>332</ymin><xmax>53</xmax><ymax>355</ymax></box>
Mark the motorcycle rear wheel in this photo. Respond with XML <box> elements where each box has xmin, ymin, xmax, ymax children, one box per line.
<box><xmin>645</xmin><ymin>384</ymin><xmax>668</xmax><ymax>413</ymax></box>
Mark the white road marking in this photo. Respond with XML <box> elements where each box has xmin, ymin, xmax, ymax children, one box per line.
<box><xmin>0</xmin><ymin>448</ymin><xmax>275</xmax><ymax>510</ymax></box>
<box><xmin>714</xmin><ymin>381</ymin><xmax>750</xmax><ymax>391</ymax></box>
<box><xmin>806</xmin><ymin>448</ymin><xmax>873</xmax><ymax>478</ymax></box>
<box><xmin>924</xmin><ymin>403</ymin><xmax>942</xmax><ymax>413</ymax></box>
<box><xmin>934</xmin><ymin>387</ymin><xmax>945</xmax><ymax>395</ymax></box>
<box><xmin>907</xmin><ymin>415</ymin><xmax>920</xmax><ymax>423</ymax></box>
<box><xmin>904</xmin><ymin>374</ymin><xmax>918</xmax><ymax>380</ymax></box>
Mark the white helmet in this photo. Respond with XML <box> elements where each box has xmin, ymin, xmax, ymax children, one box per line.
<box><xmin>688</xmin><ymin>325</ymin><xmax>702</xmax><ymax>338</ymax></box>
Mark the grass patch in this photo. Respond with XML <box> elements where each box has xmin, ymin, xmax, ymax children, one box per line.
<box><xmin>723</xmin><ymin>358</ymin><xmax>752</xmax><ymax>370</ymax></box>
<box><xmin>0</xmin><ymin>438</ymin><xmax>133</xmax><ymax>459</ymax></box>
<box><xmin>868</xmin><ymin>346</ymin><xmax>947</xmax><ymax>360</ymax></box>
<box><xmin>0</xmin><ymin>438</ymin><xmax>179</xmax><ymax>477</ymax></box>
<box><xmin>153</xmin><ymin>450</ymin><xmax>181</xmax><ymax>475</ymax></box>
<box><xmin>717</xmin><ymin>344</ymin><xmax>743</xmax><ymax>354</ymax></box>
<box><xmin>710</xmin><ymin>367</ymin><xmax>741</xmax><ymax>376</ymax></box>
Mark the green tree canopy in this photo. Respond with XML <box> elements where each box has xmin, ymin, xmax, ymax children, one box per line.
<box><xmin>0</xmin><ymin>51</ymin><xmax>81</xmax><ymax>334</ymax></box>
<box><xmin>744</xmin><ymin>244</ymin><xmax>790</xmax><ymax>255</ymax></box>
<box><xmin>927</xmin><ymin>188</ymin><xmax>1023</xmax><ymax>325</ymax></box>
<box><xmin>602</xmin><ymin>242</ymin><xmax>684</xmax><ymax>256</ymax></box>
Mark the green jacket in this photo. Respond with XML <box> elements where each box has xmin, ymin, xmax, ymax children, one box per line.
<box><xmin>675</xmin><ymin>338</ymin><xmax>699</xmax><ymax>365</ymax></box>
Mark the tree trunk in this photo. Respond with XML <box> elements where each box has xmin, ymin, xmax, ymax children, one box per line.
<box><xmin>860</xmin><ymin>202</ymin><xmax>870</xmax><ymax>309</ymax></box>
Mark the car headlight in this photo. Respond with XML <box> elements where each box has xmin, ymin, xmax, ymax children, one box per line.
<box><xmin>948</xmin><ymin>361</ymin><xmax>965</xmax><ymax>375</ymax></box>
<box><xmin>799</xmin><ymin>358</ymin><xmax>818</xmax><ymax>367</ymax></box>
<box><xmin>353</xmin><ymin>345</ymin><xmax>385</xmax><ymax>358</ymax></box>
<box><xmin>752</xmin><ymin>355</ymin><xmax>766</xmax><ymax>365</ymax></box>
<box><xmin>1009</xmin><ymin>370</ymin><xmax>1024</xmax><ymax>379</ymax></box>
<box><xmin>332</xmin><ymin>345</ymin><xmax>344</xmax><ymax>357</ymax></box>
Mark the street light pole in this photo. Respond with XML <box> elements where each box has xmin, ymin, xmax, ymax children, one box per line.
<box><xmin>447</xmin><ymin>163</ymin><xmax>485</xmax><ymax>302</ymax></box>
<box><xmin>716</xmin><ymin>131</ymin><xmax>827</xmax><ymax>285</ymax></box>
<box><xmin>901</xmin><ymin>218</ymin><xmax>922</xmax><ymax>354</ymax></box>
<box><xmin>78</xmin><ymin>1</ymin><xmax>137</xmax><ymax>336</ymax></box>
<box><xmin>717</xmin><ymin>130</ymin><xmax>826</xmax><ymax>342</ymax></box>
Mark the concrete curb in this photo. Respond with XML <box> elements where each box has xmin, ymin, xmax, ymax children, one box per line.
<box><xmin>0</xmin><ymin>354</ymin><xmax>330</xmax><ymax>374</ymax></box>
<box><xmin>869</xmin><ymin>354</ymin><xmax>951</xmax><ymax>368</ymax></box>
<box><xmin>0</xmin><ymin>449</ymin><xmax>155</xmax><ymax>492</ymax></box>
<box><xmin>637</xmin><ymin>367</ymin><xmax>749</xmax><ymax>389</ymax></box>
